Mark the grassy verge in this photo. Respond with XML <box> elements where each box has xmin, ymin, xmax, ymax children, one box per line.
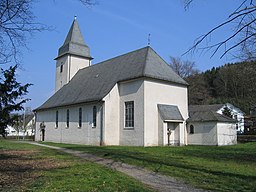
<box><xmin>0</xmin><ymin>139</ymin><xmax>153</xmax><ymax>192</ymax></box>
<box><xmin>44</xmin><ymin>142</ymin><xmax>256</xmax><ymax>192</ymax></box>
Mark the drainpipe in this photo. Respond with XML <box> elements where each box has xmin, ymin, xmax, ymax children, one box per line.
<box><xmin>99</xmin><ymin>102</ymin><xmax>104</xmax><ymax>146</ymax></box>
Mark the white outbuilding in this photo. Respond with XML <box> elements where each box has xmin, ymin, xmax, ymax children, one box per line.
<box><xmin>187</xmin><ymin>105</ymin><xmax>237</xmax><ymax>146</ymax></box>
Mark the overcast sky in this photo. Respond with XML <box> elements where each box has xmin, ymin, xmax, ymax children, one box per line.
<box><xmin>18</xmin><ymin>0</ymin><xmax>240</xmax><ymax>110</ymax></box>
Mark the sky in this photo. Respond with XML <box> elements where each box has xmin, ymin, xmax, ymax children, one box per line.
<box><xmin>17</xmin><ymin>0</ymin><xmax>241</xmax><ymax>110</ymax></box>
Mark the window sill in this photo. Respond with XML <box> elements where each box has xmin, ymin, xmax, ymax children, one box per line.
<box><xmin>124</xmin><ymin>127</ymin><xmax>134</xmax><ymax>130</ymax></box>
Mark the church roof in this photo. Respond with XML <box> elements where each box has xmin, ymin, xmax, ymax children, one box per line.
<box><xmin>36</xmin><ymin>46</ymin><xmax>188</xmax><ymax>111</ymax></box>
<box><xmin>56</xmin><ymin>18</ymin><xmax>91</xmax><ymax>59</ymax></box>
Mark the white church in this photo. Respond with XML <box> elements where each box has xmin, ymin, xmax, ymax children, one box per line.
<box><xmin>34</xmin><ymin>19</ymin><xmax>236</xmax><ymax>146</ymax></box>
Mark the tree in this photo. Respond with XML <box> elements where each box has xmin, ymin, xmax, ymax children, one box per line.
<box><xmin>169</xmin><ymin>56</ymin><xmax>199</xmax><ymax>78</ymax></box>
<box><xmin>0</xmin><ymin>65</ymin><xmax>31</xmax><ymax>137</ymax></box>
<box><xmin>186</xmin><ymin>73</ymin><xmax>211</xmax><ymax>105</ymax></box>
<box><xmin>222</xmin><ymin>105</ymin><xmax>233</xmax><ymax>119</ymax></box>
<box><xmin>183</xmin><ymin>0</ymin><xmax>256</xmax><ymax>60</ymax></box>
<box><xmin>0</xmin><ymin>0</ymin><xmax>96</xmax><ymax>64</ymax></box>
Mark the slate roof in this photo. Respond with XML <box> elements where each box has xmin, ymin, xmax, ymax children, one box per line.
<box><xmin>56</xmin><ymin>19</ymin><xmax>91</xmax><ymax>59</ymax></box>
<box><xmin>189</xmin><ymin>104</ymin><xmax>224</xmax><ymax>113</ymax></box>
<box><xmin>188</xmin><ymin>105</ymin><xmax>236</xmax><ymax>122</ymax></box>
<box><xmin>158</xmin><ymin>104</ymin><xmax>184</xmax><ymax>122</ymax></box>
<box><xmin>36</xmin><ymin>46</ymin><xmax>188</xmax><ymax>111</ymax></box>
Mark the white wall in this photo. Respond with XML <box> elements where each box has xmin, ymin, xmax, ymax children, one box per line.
<box><xmin>217</xmin><ymin>122</ymin><xmax>237</xmax><ymax>145</ymax></box>
<box><xmin>119</xmin><ymin>79</ymin><xmax>144</xmax><ymax>146</ymax></box>
<box><xmin>103</xmin><ymin>84</ymin><xmax>120</xmax><ymax>145</ymax></box>
<box><xmin>55</xmin><ymin>55</ymin><xmax>90</xmax><ymax>92</ymax></box>
<box><xmin>35</xmin><ymin>103</ymin><xmax>102</xmax><ymax>145</ymax></box>
<box><xmin>55</xmin><ymin>56</ymin><xmax>68</xmax><ymax>92</ymax></box>
<box><xmin>144</xmin><ymin>79</ymin><xmax>188</xmax><ymax>146</ymax></box>
<box><xmin>187</xmin><ymin>122</ymin><xmax>218</xmax><ymax>145</ymax></box>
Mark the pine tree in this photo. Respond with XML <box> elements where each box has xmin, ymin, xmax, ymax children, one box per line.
<box><xmin>0</xmin><ymin>65</ymin><xmax>32</xmax><ymax>137</ymax></box>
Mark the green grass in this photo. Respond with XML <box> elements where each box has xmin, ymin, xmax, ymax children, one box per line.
<box><xmin>0</xmin><ymin>139</ymin><xmax>153</xmax><ymax>192</ymax></box>
<box><xmin>44</xmin><ymin>142</ymin><xmax>256</xmax><ymax>192</ymax></box>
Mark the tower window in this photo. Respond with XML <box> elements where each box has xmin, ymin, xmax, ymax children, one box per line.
<box><xmin>60</xmin><ymin>65</ymin><xmax>63</xmax><ymax>73</ymax></box>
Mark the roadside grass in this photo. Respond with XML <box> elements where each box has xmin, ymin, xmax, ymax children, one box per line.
<box><xmin>44</xmin><ymin>142</ymin><xmax>256</xmax><ymax>192</ymax></box>
<box><xmin>0</xmin><ymin>139</ymin><xmax>153</xmax><ymax>192</ymax></box>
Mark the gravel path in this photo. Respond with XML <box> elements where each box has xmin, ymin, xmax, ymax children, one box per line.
<box><xmin>26</xmin><ymin>142</ymin><xmax>206</xmax><ymax>192</ymax></box>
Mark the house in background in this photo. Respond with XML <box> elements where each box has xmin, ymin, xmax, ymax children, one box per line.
<box><xmin>34</xmin><ymin>18</ymin><xmax>189</xmax><ymax>146</ymax></box>
<box><xmin>187</xmin><ymin>105</ymin><xmax>237</xmax><ymax>146</ymax></box>
<box><xmin>5</xmin><ymin>114</ymin><xmax>35</xmax><ymax>137</ymax></box>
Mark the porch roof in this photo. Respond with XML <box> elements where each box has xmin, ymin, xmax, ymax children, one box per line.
<box><xmin>158</xmin><ymin>104</ymin><xmax>184</xmax><ymax>122</ymax></box>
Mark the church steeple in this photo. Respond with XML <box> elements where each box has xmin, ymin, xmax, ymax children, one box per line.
<box><xmin>56</xmin><ymin>17</ymin><xmax>92</xmax><ymax>60</ymax></box>
<box><xmin>54</xmin><ymin>18</ymin><xmax>93</xmax><ymax>92</ymax></box>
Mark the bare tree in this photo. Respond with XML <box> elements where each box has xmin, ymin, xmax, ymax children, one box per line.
<box><xmin>169</xmin><ymin>56</ymin><xmax>199</xmax><ymax>78</ymax></box>
<box><xmin>0</xmin><ymin>0</ymin><xmax>96</xmax><ymax>65</ymax></box>
<box><xmin>183</xmin><ymin>0</ymin><xmax>256</xmax><ymax>60</ymax></box>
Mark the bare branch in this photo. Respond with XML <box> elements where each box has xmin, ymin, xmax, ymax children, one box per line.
<box><xmin>184</xmin><ymin>0</ymin><xmax>256</xmax><ymax>60</ymax></box>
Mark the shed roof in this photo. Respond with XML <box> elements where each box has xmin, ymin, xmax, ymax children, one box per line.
<box><xmin>158</xmin><ymin>104</ymin><xmax>184</xmax><ymax>122</ymax></box>
<box><xmin>188</xmin><ymin>105</ymin><xmax>236</xmax><ymax>123</ymax></box>
<box><xmin>36</xmin><ymin>46</ymin><xmax>188</xmax><ymax>111</ymax></box>
<box><xmin>189</xmin><ymin>104</ymin><xmax>224</xmax><ymax>112</ymax></box>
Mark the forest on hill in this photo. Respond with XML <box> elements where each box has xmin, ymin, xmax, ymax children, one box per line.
<box><xmin>185</xmin><ymin>61</ymin><xmax>256</xmax><ymax>114</ymax></box>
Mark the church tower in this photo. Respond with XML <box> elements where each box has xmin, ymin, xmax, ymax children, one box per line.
<box><xmin>54</xmin><ymin>18</ymin><xmax>93</xmax><ymax>92</ymax></box>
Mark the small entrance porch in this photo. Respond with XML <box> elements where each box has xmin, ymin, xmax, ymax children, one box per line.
<box><xmin>158</xmin><ymin>104</ymin><xmax>184</xmax><ymax>146</ymax></box>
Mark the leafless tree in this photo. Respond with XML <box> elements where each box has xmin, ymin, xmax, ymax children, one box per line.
<box><xmin>169</xmin><ymin>56</ymin><xmax>199</xmax><ymax>78</ymax></box>
<box><xmin>183</xmin><ymin>0</ymin><xmax>256</xmax><ymax>60</ymax></box>
<box><xmin>0</xmin><ymin>0</ymin><xmax>96</xmax><ymax>65</ymax></box>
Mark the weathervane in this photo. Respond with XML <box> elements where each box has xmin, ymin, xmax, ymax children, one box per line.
<box><xmin>147</xmin><ymin>33</ymin><xmax>151</xmax><ymax>46</ymax></box>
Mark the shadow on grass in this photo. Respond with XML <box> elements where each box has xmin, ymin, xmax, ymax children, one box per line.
<box><xmin>48</xmin><ymin>143</ymin><xmax>256</xmax><ymax>190</ymax></box>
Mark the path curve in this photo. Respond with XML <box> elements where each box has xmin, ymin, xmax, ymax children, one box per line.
<box><xmin>26</xmin><ymin>142</ymin><xmax>206</xmax><ymax>192</ymax></box>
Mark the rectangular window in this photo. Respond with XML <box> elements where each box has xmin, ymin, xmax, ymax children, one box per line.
<box><xmin>66</xmin><ymin>109</ymin><xmax>69</xmax><ymax>128</ymax></box>
<box><xmin>92</xmin><ymin>106</ymin><xmax>97</xmax><ymax>127</ymax></box>
<box><xmin>60</xmin><ymin>65</ymin><xmax>63</xmax><ymax>73</ymax></box>
<box><xmin>56</xmin><ymin>111</ymin><xmax>58</xmax><ymax>128</ymax></box>
<box><xmin>78</xmin><ymin>107</ymin><xmax>82</xmax><ymax>127</ymax></box>
<box><xmin>125</xmin><ymin>101</ymin><xmax>134</xmax><ymax>128</ymax></box>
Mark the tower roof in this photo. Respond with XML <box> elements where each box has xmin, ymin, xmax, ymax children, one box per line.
<box><xmin>56</xmin><ymin>18</ymin><xmax>92</xmax><ymax>59</ymax></box>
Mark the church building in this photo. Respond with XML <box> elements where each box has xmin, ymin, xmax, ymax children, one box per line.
<box><xmin>34</xmin><ymin>18</ymin><xmax>189</xmax><ymax>146</ymax></box>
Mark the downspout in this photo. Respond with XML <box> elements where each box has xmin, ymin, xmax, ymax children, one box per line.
<box><xmin>99</xmin><ymin>102</ymin><xmax>104</xmax><ymax>146</ymax></box>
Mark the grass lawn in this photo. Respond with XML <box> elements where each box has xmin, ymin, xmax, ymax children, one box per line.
<box><xmin>0</xmin><ymin>139</ymin><xmax>153</xmax><ymax>192</ymax></box>
<box><xmin>44</xmin><ymin>142</ymin><xmax>256</xmax><ymax>192</ymax></box>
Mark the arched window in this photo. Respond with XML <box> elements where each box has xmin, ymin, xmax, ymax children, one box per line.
<box><xmin>55</xmin><ymin>111</ymin><xmax>58</xmax><ymax>128</ymax></box>
<box><xmin>190</xmin><ymin>125</ymin><xmax>194</xmax><ymax>134</ymax></box>
<box><xmin>66</xmin><ymin>109</ymin><xmax>69</xmax><ymax>128</ymax></box>
<box><xmin>92</xmin><ymin>106</ymin><xmax>96</xmax><ymax>127</ymax></box>
<box><xmin>78</xmin><ymin>107</ymin><xmax>82</xmax><ymax>127</ymax></box>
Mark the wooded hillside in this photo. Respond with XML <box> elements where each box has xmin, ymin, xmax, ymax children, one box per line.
<box><xmin>186</xmin><ymin>61</ymin><xmax>256</xmax><ymax>114</ymax></box>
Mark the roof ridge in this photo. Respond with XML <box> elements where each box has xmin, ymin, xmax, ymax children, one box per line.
<box><xmin>142</xmin><ymin>46</ymin><xmax>150</xmax><ymax>75</ymax></box>
<box><xmin>79</xmin><ymin>46</ymin><xmax>150</xmax><ymax>71</ymax></box>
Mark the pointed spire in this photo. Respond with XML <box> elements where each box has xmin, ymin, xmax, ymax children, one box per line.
<box><xmin>56</xmin><ymin>18</ymin><xmax>92</xmax><ymax>60</ymax></box>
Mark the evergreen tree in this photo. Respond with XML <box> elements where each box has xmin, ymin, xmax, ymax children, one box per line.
<box><xmin>0</xmin><ymin>65</ymin><xmax>31</xmax><ymax>137</ymax></box>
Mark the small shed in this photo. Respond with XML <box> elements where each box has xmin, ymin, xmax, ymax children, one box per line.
<box><xmin>187</xmin><ymin>106</ymin><xmax>237</xmax><ymax>146</ymax></box>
